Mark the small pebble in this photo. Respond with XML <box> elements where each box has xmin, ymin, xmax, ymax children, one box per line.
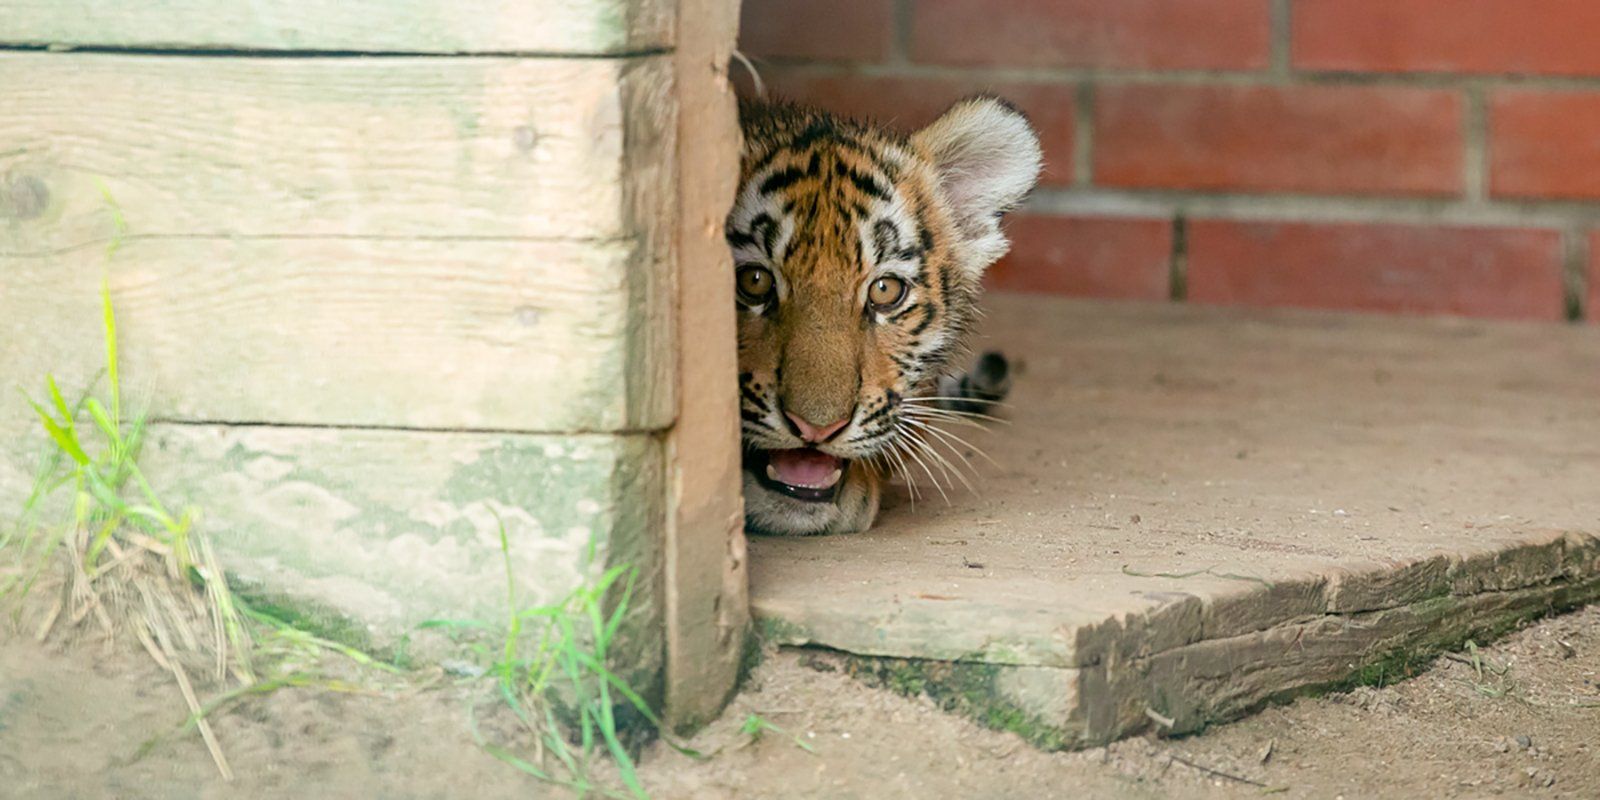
<box><xmin>1516</xmin><ymin>734</ymin><xmax>1533</xmax><ymax>749</ymax></box>
<box><xmin>440</xmin><ymin>660</ymin><xmax>486</xmax><ymax>678</ymax></box>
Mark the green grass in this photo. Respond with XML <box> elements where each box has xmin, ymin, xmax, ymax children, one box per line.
<box><xmin>428</xmin><ymin>516</ymin><xmax>688</xmax><ymax>800</ymax></box>
<box><xmin>4</xmin><ymin>279</ymin><xmax>676</xmax><ymax>795</ymax></box>
<box><xmin>2</xmin><ymin>282</ymin><xmax>258</xmax><ymax>777</ymax></box>
<box><xmin>1443</xmin><ymin>640</ymin><xmax>1519</xmax><ymax>699</ymax></box>
<box><xmin>739</xmin><ymin>713</ymin><xmax>814</xmax><ymax>754</ymax></box>
<box><xmin>5</xmin><ymin>282</ymin><xmax>238</xmax><ymax>650</ymax></box>
<box><xmin>1</xmin><ymin>284</ymin><xmax>398</xmax><ymax>781</ymax></box>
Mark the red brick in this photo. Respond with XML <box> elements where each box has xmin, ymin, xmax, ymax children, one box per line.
<box><xmin>740</xmin><ymin>69</ymin><xmax>1076</xmax><ymax>187</ymax></box>
<box><xmin>1187</xmin><ymin>220</ymin><xmax>1565</xmax><ymax>320</ymax></box>
<box><xmin>1294</xmin><ymin>0</ymin><xmax>1600</xmax><ymax>76</ymax></box>
<box><xmin>739</xmin><ymin>0</ymin><xmax>894</xmax><ymax>62</ymax></box>
<box><xmin>987</xmin><ymin>215</ymin><xmax>1172</xmax><ymax>300</ymax></box>
<box><xmin>910</xmin><ymin>0</ymin><xmax>1270</xmax><ymax>70</ymax></box>
<box><xmin>1094</xmin><ymin>84</ymin><xmax>1463</xmax><ymax>196</ymax></box>
<box><xmin>1490</xmin><ymin>91</ymin><xmax>1600</xmax><ymax>200</ymax></box>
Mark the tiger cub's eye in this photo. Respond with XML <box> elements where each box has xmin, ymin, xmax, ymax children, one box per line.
<box><xmin>867</xmin><ymin>276</ymin><xmax>908</xmax><ymax>311</ymax></box>
<box><xmin>736</xmin><ymin>265</ymin><xmax>776</xmax><ymax>307</ymax></box>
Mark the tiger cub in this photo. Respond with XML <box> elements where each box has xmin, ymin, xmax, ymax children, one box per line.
<box><xmin>729</xmin><ymin>96</ymin><xmax>1041</xmax><ymax>536</ymax></box>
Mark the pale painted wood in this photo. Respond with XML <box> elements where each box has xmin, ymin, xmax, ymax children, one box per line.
<box><xmin>138</xmin><ymin>425</ymin><xmax>664</xmax><ymax>661</ymax></box>
<box><xmin>0</xmin><ymin>237</ymin><xmax>671</xmax><ymax>432</ymax></box>
<box><xmin>1</xmin><ymin>0</ymin><xmax>672</xmax><ymax>55</ymax></box>
<box><xmin>661</xmin><ymin>0</ymin><xmax>747</xmax><ymax>729</ymax></box>
<box><xmin>0</xmin><ymin>53</ymin><xmax>673</xmax><ymax>253</ymax></box>
<box><xmin>0</xmin><ymin>423</ymin><xmax>663</xmax><ymax>663</ymax></box>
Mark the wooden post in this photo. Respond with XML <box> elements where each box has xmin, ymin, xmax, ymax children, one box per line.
<box><xmin>663</xmin><ymin>0</ymin><xmax>750</xmax><ymax>729</ymax></box>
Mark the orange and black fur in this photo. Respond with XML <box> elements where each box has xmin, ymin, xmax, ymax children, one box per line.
<box><xmin>729</xmin><ymin>97</ymin><xmax>1041</xmax><ymax>535</ymax></box>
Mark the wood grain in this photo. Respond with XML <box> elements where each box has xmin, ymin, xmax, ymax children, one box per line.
<box><xmin>0</xmin><ymin>53</ymin><xmax>672</xmax><ymax>253</ymax></box>
<box><xmin>1</xmin><ymin>0</ymin><xmax>672</xmax><ymax>55</ymax></box>
<box><xmin>0</xmin><ymin>236</ymin><xmax>671</xmax><ymax>432</ymax></box>
<box><xmin>661</xmin><ymin>0</ymin><xmax>747</xmax><ymax>729</ymax></box>
<box><xmin>0</xmin><ymin>423</ymin><xmax>664</xmax><ymax>662</ymax></box>
<box><xmin>137</xmin><ymin>425</ymin><xmax>664</xmax><ymax>655</ymax></box>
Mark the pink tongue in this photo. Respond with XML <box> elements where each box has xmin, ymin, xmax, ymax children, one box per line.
<box><xmin>769</xmin><ymin>448</ymin><xmax>842</xmax><ymax>486</ymax></box>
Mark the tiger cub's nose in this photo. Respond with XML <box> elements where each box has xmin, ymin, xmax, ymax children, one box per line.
<box><xmin>784</xmin><ymin>410</ymin><xmax>852</xmax><ymax>444</ymax></box>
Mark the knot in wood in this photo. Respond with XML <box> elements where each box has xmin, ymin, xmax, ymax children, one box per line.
<box><xmin>512</xmin><ymin>126</ymin><xmax>539</xmax><ymax>153</ymax></box>
<box><xmin>0</xmin><ymin>173</ymin><xmax>49</xmax><ymax>220</ymax></box>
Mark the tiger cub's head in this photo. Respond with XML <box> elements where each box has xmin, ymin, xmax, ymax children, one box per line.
<box><xmin>729</xmin><ymin>97</ymin><xmax>1041</xmax><ymax>536</ymax></box>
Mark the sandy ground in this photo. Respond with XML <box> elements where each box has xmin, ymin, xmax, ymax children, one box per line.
<box><xmin>3</xmin><ymin>604</ymin><xmax>1597</xmax><ymax>799</ymax></box>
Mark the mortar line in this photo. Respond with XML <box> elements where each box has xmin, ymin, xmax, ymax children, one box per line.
<box><xmin>1073</xmin><ymin>83</ymin><xmax>1096</xmax><ymax>188</ymax></box>
<box><xmin>1562</xmin><ymin>228</ymin><xmax>1589</xmax><ymax>322</ymax></box>
<box><xmin>1025</xmin><ymin>186</ymin><xmax>1600</xmax><ymax>229</ymax></box>
<box><xmin>1463</xmin><ymin>84</ymin><xmax>1490</xmax><ymax>204</ymax></box>
<box><xmin>889</xmin><ymin>0</ymin><xmax>913</xmax><ymax>67</ymax></box>
<box><xmin>748</xmin><ymin>58</ymin><xmax>1600</xmax><ymax>93</ymax></box>
<box><xmin>1169</xmin><ymin>215</ymin><xmax>1189</xmax><ymax>303</ymax></box>
<box><xmin>1268</xmin><ymin>0</ymin><xmax>1292</xmax><ymax>78</ymax></box>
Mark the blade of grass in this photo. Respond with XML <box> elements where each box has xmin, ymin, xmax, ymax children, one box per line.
<box><xmin>100</xmin><ymin>278</ymin><xmax>121</xmax><ymax>428</ymax></box>
<box><xmin>24</xmin><ymin>394</ymin><xmax>89</xmax><ymax>466</ymax></box>
<box><xmin>85</xmin><ymin>398</ymin><xmax>118</xmax><ymax>442</ymax></box>
<box><xmin>46</xmin><ymin>376</ymin><xmax>74</xmax><ymax>426</ymax></box>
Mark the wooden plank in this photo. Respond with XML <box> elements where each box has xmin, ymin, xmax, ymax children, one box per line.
<box><xmin>834</xmin><ymin>553</ymin><xmax>1600</xmax><ymax>751</ymax></box>
<box><xmin>0</xmin><ymin>53</ymin><xmax>673</xmax><ymax>252</ymax></box>
<box><xmin>0</xmin><ymin>0</ymin><xmax>672</xmax><ymax>55</ymax></box>
<box><xmin>753</xmin><ymin>295</ymin><xmax>1600</xmax><ymax>667</ymax></box>
<box><xmin>0</xmin><ymin>424</ymin><xmax>663</xmax><ymax>677</ymax></box>
<box><xmin>138</xmin><ymin>425</ymin><xmax>664</xmax><ymax>659</ymax></box>
<box><xmin>661</xmin><ymin>0</ymin><xmax>747</xmax><ymax>729</ymax></box>
<box><xmin>1096</xmin><ymin>550</ymin><xmax>1600</xmax><ymax>745</ymax></box>
<box><xmin>750</xmin><ymin>295</ymin><xmax>1600</xmax><ymax>748</ymax></box>
<box><xmin>0</xmin><ymin>237</ymin><xmax>670</xmax><ymax>432</ymax></box>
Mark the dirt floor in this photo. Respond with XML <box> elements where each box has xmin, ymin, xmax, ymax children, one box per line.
<box><xmin>3</xmin><ymin>604</ymin><xmax>1596</xmax><ymax>799</ymax></box>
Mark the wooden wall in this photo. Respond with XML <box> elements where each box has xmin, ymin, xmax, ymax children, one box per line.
<box><xmin>0</xmin><ymin>0</ymin><xmax>746</xmax><ymax>723</ymax></box>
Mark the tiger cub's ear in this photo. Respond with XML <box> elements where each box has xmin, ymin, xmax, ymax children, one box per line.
<box><xmin>912</xmin><ymin>96</ymin><xmax>1043</xmax><ymax>273</ymax></box>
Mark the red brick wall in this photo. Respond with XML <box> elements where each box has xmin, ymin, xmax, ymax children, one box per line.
<box><xmin>737</xmin><ymin>0</ymin><xmax>1600</xmax><ymax>322</ymax></box>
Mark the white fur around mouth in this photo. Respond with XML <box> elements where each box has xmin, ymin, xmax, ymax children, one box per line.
<box><xmin>766</xmin><ymin>464</ymin><xmax>843</xmax><ymax>490</ymax></box>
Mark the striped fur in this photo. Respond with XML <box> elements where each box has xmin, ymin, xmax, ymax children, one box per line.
<box><xmin>731</xmin><ymin>97</ymin><xmax>1041</xmax><ymax>535</ymax></box>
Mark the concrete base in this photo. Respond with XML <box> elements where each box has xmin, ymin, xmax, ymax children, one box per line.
<box><xmin>751</xmin><ymin>293</ymin><xmax>1600</xmax><ymax>748</ymax></box>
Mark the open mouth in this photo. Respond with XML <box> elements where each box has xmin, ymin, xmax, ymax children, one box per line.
<box><xmin>746</xmin><ymin>448</ymin><xmax>848</xmax><ymax>503</ymax></box>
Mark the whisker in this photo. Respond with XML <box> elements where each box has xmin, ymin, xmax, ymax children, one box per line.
<box><xmin>883</xmin><ymin>440</ymin><xmax>920</xmax><ymax>506</ymax></box>
<box><xmin>902</xmin><ymin>403</ymin><xmax>1010</xmax><ymax>422</ymax></box>
<box><xmin>901</xmin><ymin>417</ymin><xmax>1001</xmax><ymax>470</ymax></box>
<box><xmin>902</xmin><ymin>405</ymin><xmax>1009</xmax><ymax>429</ymax></box>
<box><xmin>903</xmin><ymin>424</ymin><xmax>977</xmax><ymax>494</ymax></box>
<box><xmin>903</xmin><ymin>396</ymin><xmax>1010</xmax><ymax>407</ymax></box>
<box><xmin>899</xmin><ymin>418</ymin><xmax>978</xmax><ymax>473</ymax></box>
<box><xmin>908</xmin><ymin>425</ymin><xmax>992</xmax><ymax>480</ymax></box>
<box><xmin>903</xmin><ymin>408</ymin><xmax>979</xmax><ymax>428</ymax></box>
<box><xmin>902</xmin><ymin>398</ymin><xmax>1011</xmax><ymax>416</ymax></box>
<box><xmin>914</xmin><ymin>431</ymin><xmax>976</xmax><ymax>495</ymax></box>
<box><xmin>897</xmin><ymin>431</ymin><xmax>953</xmax><ymax>504</ymax></box>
